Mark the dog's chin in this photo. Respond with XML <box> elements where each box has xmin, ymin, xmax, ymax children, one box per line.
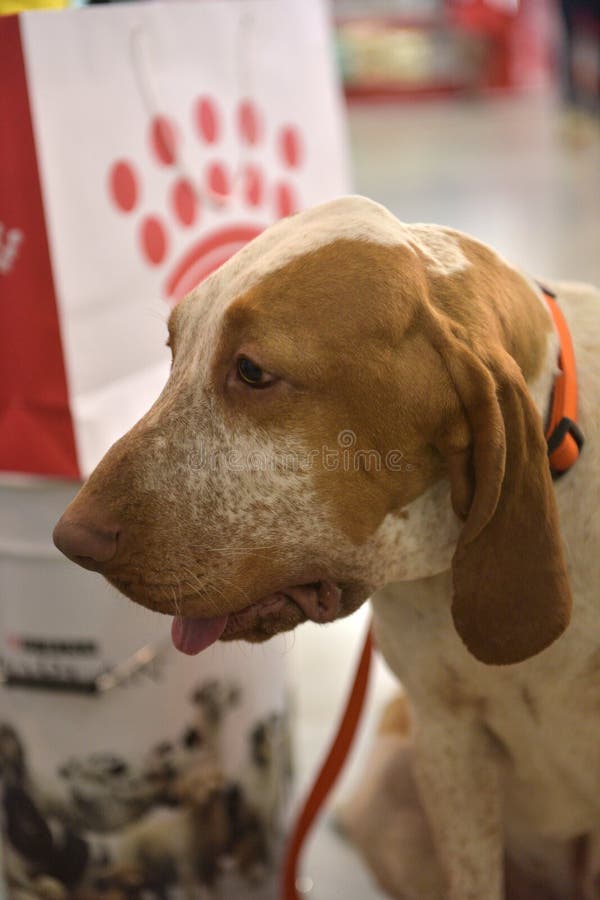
<box><xmin>107</xmin><ymin>573</ymin><xmax>369</xmax><ymax>655</ymax></box>
<box><xmin>220</xmin><ymin>581</ymin><xmax>369</xmax><ymax>644</ymax></box>
<box><xmin>220</xmin><ymin>595</ymin><xmax>306</xmax><ymax>643</ymax></box>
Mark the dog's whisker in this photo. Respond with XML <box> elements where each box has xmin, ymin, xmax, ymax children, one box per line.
<box><xmin>206</xmin><ymin>585</ymin><xmax>231</xmax><ymax>617</ymax></box>
<box><xmin>207</xmin><ymin>570</ymin><xmax>252</xmax><ymax>606</ymax></box>
<box><xmin>184</xmin><ymin>544</ymin><xmax>283</xmax><ymax>554</ymax></box>
<box><xmin>171</xmin><ymin>584</ymin><xmax>182</xmax><ymax>619</ymax></box>
<box><xmin>178</xmin><ymin>567</ymin><xmax>213</xmax><ymax>607</ymax></box>
<box><xmin>179</xmin><ymin>564</ymin><xmax>228</xmax><ymax>618</ymax></box>
<box><xmin>195</xmin><ymin>580</ymin><xmax>228</xmax><ymax>618</ymax></box>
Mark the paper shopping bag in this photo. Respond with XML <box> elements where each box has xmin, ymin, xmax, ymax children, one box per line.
<box><xmin>0</xmin><ymin>0</ymin><xmax>349</xmax><ymax>479</ymax></box>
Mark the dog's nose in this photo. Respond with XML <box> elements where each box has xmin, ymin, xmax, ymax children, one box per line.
<box><xmin>53</xmin><ymin>518</ymin><xmax>118</xmax><ymax>572</ymax></box>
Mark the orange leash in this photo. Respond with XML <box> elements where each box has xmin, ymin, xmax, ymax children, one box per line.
<box><xmin>280</xmin><ymin>624</ymin><xmax>374</xmax><ymax>899</ymax></box>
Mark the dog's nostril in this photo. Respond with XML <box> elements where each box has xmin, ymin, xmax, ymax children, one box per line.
<box><xmin>53</xmin><ymin>519</ymin><xmax>119</xmax><ymax>571</ymax></box>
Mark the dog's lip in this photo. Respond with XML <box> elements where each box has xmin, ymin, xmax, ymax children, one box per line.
<box><xmin>170</xmin><ymin>580</ymin><xmax>342</xmax><ymax>656</ymax></box>
<box><xmin>227</xmin><ymin>580</ymin><xmax>342</xmax><ymax>633</ymax></box>
<box><xmin>282</xmin><ymin>580</ymin><xmax>342</xmax><ymax>621</ymax></box>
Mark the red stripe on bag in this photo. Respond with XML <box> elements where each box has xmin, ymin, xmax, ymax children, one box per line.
<box><xmin>0</xmin><ymin>17</ymin><xmax>79</xmax><ymax>479</ymax></box>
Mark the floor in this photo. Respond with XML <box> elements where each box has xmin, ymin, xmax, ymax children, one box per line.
<box><xmin>286</xmin><ymin>91</ymin><xmax>600</xmax><ymax>900</ymax></box>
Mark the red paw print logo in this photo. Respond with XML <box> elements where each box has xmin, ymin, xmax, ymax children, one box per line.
<box><xmin>107</xmin><ymin>97</ymin><xmax>304</xmax><ymax>302</ymax></box>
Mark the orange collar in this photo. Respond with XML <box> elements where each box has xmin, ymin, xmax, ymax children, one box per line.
<box><xmin>541</xmin><ymin>286</ymin><xmax>584</xmax><ymax>479</ymax></box>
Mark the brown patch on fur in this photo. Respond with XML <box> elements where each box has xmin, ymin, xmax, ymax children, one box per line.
<box><xmin>378</xmin><ymin>692</ymin><xmax>412</xmax><ymax>738</ymax></box>
<box><xmin>437</xmin><ymin>236</ymin><xmax>552</xmax><ymax>385</ymax></box>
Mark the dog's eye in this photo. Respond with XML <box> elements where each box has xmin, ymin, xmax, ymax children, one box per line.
<box><xmin>237</xmin><ymin>356</ymin><xmax>275</xmax><ymax>388</ymax></box>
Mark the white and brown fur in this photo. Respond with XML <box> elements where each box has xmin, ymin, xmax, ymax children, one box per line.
<box><xmin>54</xmin><ymin>197</ymin><xmax>600</xmax><ymax>899</ymax></box>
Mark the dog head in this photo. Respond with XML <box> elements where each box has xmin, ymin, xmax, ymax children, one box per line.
<box><xmin>53</xmin><ymin>197</ymin><xmax>571</xmax><ymax>665</ymax></box>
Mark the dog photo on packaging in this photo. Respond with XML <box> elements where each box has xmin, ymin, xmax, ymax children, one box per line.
<box><xmin>54</xmin><ymin>196</ymin><xmax>600</xmax><ymax>900</ymax></box>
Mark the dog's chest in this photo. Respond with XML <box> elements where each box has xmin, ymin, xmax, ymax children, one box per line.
<box><xmin>371</xmin><ymin>575</ymin><xmax>600</xmax><ymax>835</ymax></box>
<box><xmin>481</xmin><ymin>670</ymin><xmax>600</xmax><ymax>837</ymax></box>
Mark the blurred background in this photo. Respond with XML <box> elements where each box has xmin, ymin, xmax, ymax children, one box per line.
<box><xmin>1</xmin><ymin>0</ymin><xmax>599</xmax><ymax>898</ymax></box>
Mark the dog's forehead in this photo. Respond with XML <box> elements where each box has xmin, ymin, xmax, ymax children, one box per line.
<box><xmin>176</xmin><ymin>196</ymin><xmax>469</xmax><ymax>328</ymax></box>
<box><xmin>207</xmin><ymin>196</ymin><xmax>404</xmax><ymax>301</ymax></box>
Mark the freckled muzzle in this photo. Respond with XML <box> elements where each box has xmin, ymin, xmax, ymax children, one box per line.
<box><xmin>53</xmin><ymin>485</ymin><xmax>346</xmax><ymax>653</ymax></box>
<box><xmin>51</xmin><ymin>417</ymin><xmax>352</xmax><ymax>656</ymax></box>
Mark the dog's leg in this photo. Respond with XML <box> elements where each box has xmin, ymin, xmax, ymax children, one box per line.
<box><xmin>411</xmin><ymin>710</ymin><xmax>503</xmax><ymax>900</ymax></box>
<box><xmin>337</xmin><ymin>741</ymin><xmax>444</xmax><ymax>899</ymax></box>
<box><xmin>336</xmin><ymin>694</ymin><xmax>444</xmax><ymax>899</ymax></box>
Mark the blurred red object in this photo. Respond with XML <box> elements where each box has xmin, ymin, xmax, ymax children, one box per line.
<box><xmin>336</xmin><ymin>0</ymin><xmax>556</xmax><ymax>100</ymax></box>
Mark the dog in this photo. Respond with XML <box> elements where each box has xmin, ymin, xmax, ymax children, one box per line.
<box><xmin>0</xmin><ymin>720</ymin><xmax>96</xmax><ymax>897</ymax></box>
<box><xmin>96</xmin><ymin>766</ymin><xmax>270</xmax><ymax>898</ymax></box>
<box><xmin>242</xmin><ymin>712</ymin><xmax>293</xmax><ymax>837</ymax></box>
<box><xmin>53</xmin><ymin>196</ymin><xmax>600</xmax><ymax>898</ymax></box>
<box><xmin>142</xmin><ymin>679</ymin><xmax>240</xmax><ymax>803</ymax></box>
<box><xmin>56</xmin><ymin>751</ymin><xmax>160</xmax><ymax>833</ymax></box>
<box><xmin>2</xmin><ymin>773</ymin><xmax>90</xmax><ymax>898</ymax></box>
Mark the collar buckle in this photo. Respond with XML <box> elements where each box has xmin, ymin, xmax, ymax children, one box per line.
<box><xmin>547</xmin><ymin>416</ymin><xmax>584</xmax><ymax>480</ymax></box>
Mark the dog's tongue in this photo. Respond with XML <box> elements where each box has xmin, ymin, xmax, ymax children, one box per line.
<box><xmin>171</xmin><ymin>615</ymin><xmax>228</xmax><ymax>656</ymax></box>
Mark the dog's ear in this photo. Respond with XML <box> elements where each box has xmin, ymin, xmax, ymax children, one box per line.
<box><xmin>435</xmin><ymin>337</ymin><xmax>572</xmax><ymax>665</ymax></box>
